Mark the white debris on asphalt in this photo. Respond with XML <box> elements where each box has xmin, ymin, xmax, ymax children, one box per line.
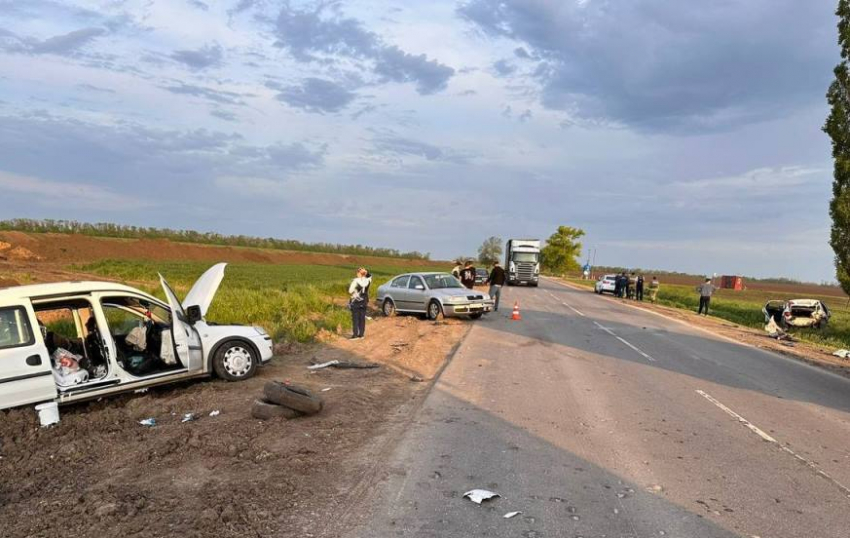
<box><xmin>503</xmin><ymin>511</ymin><xmax>522</xmax><ymax>519</ymax></box>
<box><xmin>308</xmin><ymin>360</ymin><xmax>340</xmax><ymax>370</ymax></box>
<box><xmin>139</xmin><ymin>418</ymin><xmax>156</xmax><ymax>427</ymax></box>
<box><xmin>209</xmin><ymin>410</ymin><xmax>221</xmax><ymax>417</ymax></box>
<box><xmin>463</xmin><ymin>489</ymin><xmax>500</xmax><ymax>504</ymax></box>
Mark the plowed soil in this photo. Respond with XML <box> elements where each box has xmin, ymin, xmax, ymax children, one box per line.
<box><xmin>0</xmin><ymin>314</ymin><xmax>470</xmax><ymax>538</ymax></box>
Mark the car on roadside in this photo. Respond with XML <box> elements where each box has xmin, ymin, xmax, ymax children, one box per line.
<box><xmin>0</xmin><ymin>263</ymin><xmax>273</xmax><ymax>411</ymax></box>
<box><xmin>475</xmin><ymin>267</ymin><xmax>489</xmax><ymax>285</ymax></box>
<box><xmin>595</xmin><ymin>274</ymin><xmax>618</xmax><ymax>295</ymax></box>
<box><xmin>762</xmin><ymin>299</ymin><xmax>831</xmax><ymax>329</ymax></box>
<box><xmin>376</xmin><ymin>272</ymin><xmax>495</xmax><ymax>320</ymax></box>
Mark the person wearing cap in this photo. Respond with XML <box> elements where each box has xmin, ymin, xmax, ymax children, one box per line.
<box><xmin>696</xmin><ymin>278</ymin><xmax>717</xmax><ymax>315</ymax></box>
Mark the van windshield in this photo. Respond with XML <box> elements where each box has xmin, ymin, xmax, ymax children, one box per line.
<box><xmin>512</xmin><ymin>253</ymin><xmax>539</xmax><ymax>263</ymax></box>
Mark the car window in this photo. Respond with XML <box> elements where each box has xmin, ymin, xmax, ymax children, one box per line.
<box><xmin>408</xmin><ymin>276</ymin><xmax>425</xmax><ymax>290</ymax></box>
<box><xmin>392</xmin><ymin>276</ymin><xmax>410</xmax><ymax>288</ymax></box>
<box><xmin>424</xmin><ymin>274</ymin><xmax>464</xmax><ymax>289</ymax></box>
<box><xmin>0</xmin><ymin>306</ymin><xmax>34</xmax><ymax>350</ymax></box>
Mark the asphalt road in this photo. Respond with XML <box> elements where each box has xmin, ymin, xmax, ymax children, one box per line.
<box><xmin>342</xmin><ymin>278</ymin><xmax>850</xmax><ymax>538</ymax></box>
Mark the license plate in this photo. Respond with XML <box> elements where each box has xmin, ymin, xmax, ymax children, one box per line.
<box><xmin>470</xmin><ymin>303</ymin><xmax>484</xmax><ymax>309</ymax></box>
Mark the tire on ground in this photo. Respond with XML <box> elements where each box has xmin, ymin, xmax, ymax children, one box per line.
<box><xmin>263</xmin><ymin>381</ymin><xmax>324</xmax><ymax>415</ymax></box>
<box><xmin>251</xmin><ymin>399</ymin><xmax>304</xmax><ymax>420</ymax></box>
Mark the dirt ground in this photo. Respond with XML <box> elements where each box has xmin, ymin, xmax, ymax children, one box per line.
<box><xmin>553</xmin><ymin>277</ymin><xmax>850</xmax><ymax>378</ymax></box>
<box><xmin>0</xmin><ymin>313</ymin><xmax>470</xmax><ymax>538</ymax></box>
<box><xmin>0</xmin><ymin>231</ymin><xmax>445</xmax><ymax>270</ymax></box>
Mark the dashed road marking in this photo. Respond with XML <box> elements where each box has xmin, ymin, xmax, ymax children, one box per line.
<box><xmin>547</xmin><ymin>291</ymin><xmax>586</xmax><ymax>317</ymax></box>
<box><xmin>593</xmin><ymin>322</ymin><xmax>656</xmax><ymax>362</ymax></box>
<box><xmin>696</xmin><ymin>389</ymin><xmax>850</xmax><ymax>499</ymax></box>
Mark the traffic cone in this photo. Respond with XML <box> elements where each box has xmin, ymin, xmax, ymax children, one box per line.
<box><xmin>511</xmin><ymin>301</ymin><xmax>522</xmax><ymax>321</ymax></box>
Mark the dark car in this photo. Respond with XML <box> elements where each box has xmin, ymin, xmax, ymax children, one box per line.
<box><xmin>474</xmin><ymin>268</ymin><xmax>488</xmax><ymax>285</ymax></box>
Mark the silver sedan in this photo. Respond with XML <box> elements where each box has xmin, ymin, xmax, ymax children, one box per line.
<box><xmin>376</xmin><ymin>272</ymin><xmax>494</xmax><ymax>320</ymax></box>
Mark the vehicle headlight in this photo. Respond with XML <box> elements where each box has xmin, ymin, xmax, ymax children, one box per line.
<box><xmin>254</xmin><ymin>326</ymin><xmax>268</xmax><ymax>336</ymax></box>
<box><xmin>445</xmin><ymin>295</ymin><xmax>466</xmax><ymax>303</ymax></box>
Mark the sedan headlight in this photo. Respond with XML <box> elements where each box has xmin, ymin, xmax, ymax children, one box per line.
<box><xmin>444</xmin><ymin>295</ymin><xmax>467</xmax><ymax>303</ymax></box>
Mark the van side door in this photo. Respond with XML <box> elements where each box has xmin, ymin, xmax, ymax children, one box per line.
<box><xmin>0</xmin><ymin>303</ymin><xmax>57</xmax><ymax>409</ymax></box>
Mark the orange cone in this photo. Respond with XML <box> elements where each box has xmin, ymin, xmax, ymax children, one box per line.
<box><xmin>511</xmin><ymin>301</ymin><xmax>522</xmax><ymax>321</ymax></box>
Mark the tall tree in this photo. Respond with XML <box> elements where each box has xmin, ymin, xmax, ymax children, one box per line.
<box><xmin>826</xmin><ymin>0</ymin><xmax>850</xmax><ymax>294</ymax></box>
<box><xmin>478</xmin><ymin>236</ymin><xmax>503</xmax><ymax>265</ymax></box>
<box><xmin>541</xmin><ymin>226</ymin><xmax>585</xmax><ymax>274</ymax></box>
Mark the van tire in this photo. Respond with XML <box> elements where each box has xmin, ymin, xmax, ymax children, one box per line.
<box><xmin>263</xmin><ymin>381</ymin><xmax>323</xmax><ymax>415</ymax></box>
<box><xmin>213</xmin><ymin>341</ymin><xmax>258</xmax><ymax>381</ymax></box>
<box><xmin>251</xmin><ymin>399</ymin><xmax>303</xmax><ymax>420</ymax></box>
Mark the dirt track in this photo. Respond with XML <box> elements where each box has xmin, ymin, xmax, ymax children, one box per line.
<box><xmin>0</xmin><ymin>314</ymin><xmax>469</xmax><ymax>538</ymax></box>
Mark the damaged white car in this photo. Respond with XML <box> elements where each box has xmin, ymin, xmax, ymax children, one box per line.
<box><xmin>763</xmin><ymin>299</ymin><xmax>831</xmax><ymax>330</ymax></box>
<box><xmin>0</xmin><ymin>263</ymin><xmax>272</xmax><ymax>411</ymax></box>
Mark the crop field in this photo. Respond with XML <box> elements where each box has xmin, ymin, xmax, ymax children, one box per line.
<box><xmin>568</xmin><ymin>277</ymin><xmax>850</xmax><ymax>349</ymax></box>
<box><xmin>78</xmin><ymin>260</ymin><xmax>443</xmax><ymax>342</ymax></box>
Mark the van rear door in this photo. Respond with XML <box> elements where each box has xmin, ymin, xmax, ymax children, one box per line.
<box><xmin>0</xmin><ymin>303</ymin><xmax>56</xmax><ymax>409</ymax></box>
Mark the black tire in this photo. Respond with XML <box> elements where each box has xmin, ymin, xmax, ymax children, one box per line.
<box><xmin>382</xmin><ymin>298</ymin><xmax>397</xmax><ymax>317</ymax></box>
<box><xmin>263</xmin><ymin>381</ymin><xmax>323</xmax><ymax>415</ymax></box>
<box><xmin>251</xmin><ymin>399</ymin><xmax>304</xmax><ymax>420</ymax></box>
<box><xmin>213</xmin><ymin>341</ymin><xmax>258</xmax><ymax>381</ymax></box>
<box><xmin>469</xmin><ymin>313</ymin><xmax>483</xmax><ymax>320</ymax></box>
<box><xmin>427</xmin><ymin>300</ymin><xmax>444</xmax><ymax>321</ymax></box>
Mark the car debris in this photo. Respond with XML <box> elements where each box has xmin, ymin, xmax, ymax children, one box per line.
<box><xmin>321</xmin><ymin>387</ymin><xmax>332</xmax><ymax>392</ymax></box>
<box><xmin>463</xmin><ymin>489</ymin><xmax>501</xmax><ymax>504</ymax></box>
<box><xmin>833</xmin><ymin>349</ymin><xmax>850</xmax><ymax>359</ymax></box>
<box><xmin>764</xmin><ymin>317</ymin><xmax>793</xmax><ymax>341</ymax></box>
<box><xmin>181</xmin><ymin>413</ymin><xmax>196</xmax><ymax>423</ymax></box>
<box><xmin>503</xmin><ymin>511</ymin><xmax>522</xmax><ymax>519</ymax></box>
<box><xmin>763</xmin><ymin>299</ymin><xmax>831</xmax><ymax>330</ymax></box>
<box><xmin>308</xmin><ymin>359</ymin><xmax>380</xmax><ymax>370</ymax></box>
<box><xmin>139</xmin><ymin>418</ymin><xmax>156</xmax><ymax>427</ymax></box>
<box><xmin>209</xmin><ymin>409</ymin><xmax>221</xmax><ymax>417</ymax></box>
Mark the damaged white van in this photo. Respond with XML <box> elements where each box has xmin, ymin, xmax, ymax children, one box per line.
<box><xmin>0</xmin><ymin>263</ymin><xmax>272</xmax><ymax>411</ymax></box>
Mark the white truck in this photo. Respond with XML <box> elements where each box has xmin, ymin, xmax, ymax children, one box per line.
<box><xmin>504</xmin><ymin>239</ymin><xmax>541</xmax><ymax>286</ymax></box>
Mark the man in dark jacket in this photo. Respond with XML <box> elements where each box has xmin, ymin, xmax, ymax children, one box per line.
<box><xmin>635</xmin><ymin>274</ymin><xmax>645</xmax><ymax>301</ymax></box>
<box><xmin>460</xmin><ymin>261</ymin><xmax>476</xmax><ymax>289</ymax></box>
<box><xmin>487</xmin><ymin>261</ymin><xmax>506</xmax><ymax>311</ymax></box>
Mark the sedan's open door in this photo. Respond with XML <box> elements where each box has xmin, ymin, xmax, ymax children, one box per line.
<box><xmin>159</xmin><ymin>275</ymin><xmax>203</xmax><ymax>371</ymax></box>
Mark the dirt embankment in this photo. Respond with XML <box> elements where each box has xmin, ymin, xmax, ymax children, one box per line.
<box><xmin>0</xmin><ymin>231</ymin><xmax>445</xmax><ymax>268</ymax></box>
<box><xmin>0</xmin><ymin>313</ymin><xmax>470</xmax><ymax>538</ymax></box>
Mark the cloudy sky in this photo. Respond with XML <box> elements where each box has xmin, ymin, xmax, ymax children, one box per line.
<box><xmin>0</xmin><ymin>0</ymin><xmax>840</xmax><ymax>281</ymax></box>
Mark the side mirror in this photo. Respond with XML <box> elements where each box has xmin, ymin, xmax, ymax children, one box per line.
<box><xmin>415</xmin><ymin>285</ymin><xmax>425</xmax><ymax>291</ymax></box>
<box><xmin>186</xmin><ymin>305</ymin><xmax>202</xmax><ymax>325</ymax></box>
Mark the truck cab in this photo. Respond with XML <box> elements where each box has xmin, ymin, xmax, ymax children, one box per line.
<box><xmin>505</xmin><ymin>239</ymin><xmax>541</xmax><ymax>286</ymax></box>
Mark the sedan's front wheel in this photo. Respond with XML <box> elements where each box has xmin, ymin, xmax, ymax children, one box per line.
<box><xmin>382</xmin><ymin>299</ymin><xmax>397</xmax><ymax>317</ymax></box>
<box><xmin>213</xmin><ymin>341</ymin><xmax>258</xmax><ymax>381</ymax></box>
<box><xmin>427</xmin><ymin>301</ymin><xmax>444</xmax><ymax>321</ymax></box>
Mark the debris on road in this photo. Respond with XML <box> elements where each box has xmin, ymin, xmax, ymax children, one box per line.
<box><xmin>138</xmin><ymin>418</ymin><xmax>156</xmax><ymax>427</ymax></box>
<box><xmin>833</xmin><ymin>349</ymin><xmax>850</xmax><ymax>359</ymax></box>
<box><xmin>309</xmin><ymin>360</ymin><xmax>340</xmax><ymax>370</ymax></box>
<box><xmin>463</xmin><ymin>489</ymin><xmax>501</xmax><ymax>504</ymax></box>
<box><xmin>503</xmin><ymin>511</ymin><xmax>522</xmax><ymax>519</ymax></box>
<box><xmin>321</xmin><ymin>387</ymin><xmax>332</xmax><ymax>392</ymax></box>
<box><xmin>252</xmin><ymin>381</ymin><xmax>324</xmax><ymax>420</ymax></box>
<box><xmin>251</xmin><ymin>399</ymin><xmax>303</xmax><ymax>420</ymax></box>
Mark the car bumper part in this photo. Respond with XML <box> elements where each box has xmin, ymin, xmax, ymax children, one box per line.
<box><xmin>444</xmin><ymin>301</ymin><xmax>495</xmax><ymax>316</ymax></box>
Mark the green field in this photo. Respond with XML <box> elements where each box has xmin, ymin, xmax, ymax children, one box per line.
<box><xmin>77</xmin><ymin>260</ymin><xmax>443</xmax><ymax>342</ymax></box>
<box><xmin>566</xmin><ymin>277</ymin><xmax>850</xmax><ymax>349</ymax></box>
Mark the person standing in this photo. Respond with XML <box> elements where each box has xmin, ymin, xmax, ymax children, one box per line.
<box><xmin>460</xmin><ymin>260</ymin><xmax>477</xmax><ymax>289</ymax></box>
<box><xmin>648</xmin><ymin>276</ymin><xmax>660</xmax><ymax>303</ymax></box>
<box><xmin>451</xmin><ymin>260</ymin><xmax>462</xmax><ymax>280</ymax></box>
<box><xmin>614</xmin><ymin>273</ymin><xmax>623</xmax><ymax>298</ymax></box>
<box><xmin>635</xmin><ymin>274</ymin><xmax>644</xmax><ymax>301</ymax></box>
<box><xmin>696</xmin><ymin>278</ymin><xmax>717</xmax><ymax>316</ymax></box>
<box><xmin>488</xmin><ymin>261</ymin><xmax>506</xmax><ymax>311</ymax></box>
<box><xmin>348</xmin><ymin>267</ymin><xmax>372</xmax><ymax>339</ymax></box>
<box><xmin>624</xmin><ymin>272</ymin><xmax>633</xmax><ymax>299</ymax></box>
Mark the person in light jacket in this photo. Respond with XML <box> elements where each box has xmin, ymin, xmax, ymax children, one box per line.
<box><xmin>696</xmin><ymin>278</ymin><xmax>717</xmax><ymax>316</ymax></box>
<box><xmin>348</xmin><ymin>267</ymin><xmax>372</xmax><ymax>339</ymax></box>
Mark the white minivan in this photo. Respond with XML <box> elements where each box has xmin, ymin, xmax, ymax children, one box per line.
<box><xmin>0</xmin><ymin>263</ymin><xmax>272</xmax><ymax>411</ymax></box>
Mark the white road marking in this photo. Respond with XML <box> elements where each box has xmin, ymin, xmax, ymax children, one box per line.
<box><xmin>593</xmin><ymin>322</ymin><xmax>656</xmax><ymax>362</ymax></box>
<box><xmin>547</xmin><ymin>290</ymin><xmax>586</xmax><ymax>317</ymax></box>
<box><xmin>696</xmin><ymin>389</ymin><xmax>850</xmax><ymax>499</ymax></box>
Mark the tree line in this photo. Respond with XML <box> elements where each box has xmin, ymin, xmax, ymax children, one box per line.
<box><xmin>0</xmin><ymin>219</ymin><xmax>431</xmax><ymax>260</ymax></box>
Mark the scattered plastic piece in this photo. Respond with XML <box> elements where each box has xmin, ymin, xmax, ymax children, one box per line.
<box><xmin>321</xmin><ymin>387</ymin><xmax>332</xmax><ymax>392</ymax></box>
<box><xmin>181</xmin><ymin>413</ymin><xmax>196</xmax><ymax>423</ymax></box>
<box><xmin>209</xmin><ymin>410</ymin><xmax>221</xmax><ymax>417</ymax></box>
<box><xmin>503</xmin><ymin>511</ymin><xmax>522</xmax><ymax>519</ymax></box>
<box><xmin>463</xmin><ymin>489</ymin><xmax>500</xmax><ymax>504</ymax></box>
<box><xmin>308</xmin><ymin>360</ymin><xmax>340</xmax><ymax>370</ymax></box>
<box><xmin>134</xmin><ymin>388</ymin><xmax>148</xmax><ymax>394</ymax></box>
<box><xmin>139</xmin><ymin>418</ymin><xmax>156</xmax><ymax>427</ymax></box>
<box><xmin>308</xmin><ymin>360</ymin><xmax>380</xmax><ymax>370</ymax></box>
<box><xmin>833</xmin><ymin>349</ymin><xmax>850</xmax><ymax>359</ymax></box>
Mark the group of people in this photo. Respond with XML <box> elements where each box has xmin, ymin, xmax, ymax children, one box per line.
<box><xmin>613</xmin><ymin>272</ymin><xmax>660</xmax><ymax>303</ymax></box>
<box><xmin>453</xmin><ymin>260</ymin><xmax>506</xmax><ymax>311</ymax></box>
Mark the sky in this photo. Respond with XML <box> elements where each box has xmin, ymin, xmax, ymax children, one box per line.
<box><xmin>0</xmin><ymin>0</ymin><xmax>841</xmax><ymax>282</ymax></box>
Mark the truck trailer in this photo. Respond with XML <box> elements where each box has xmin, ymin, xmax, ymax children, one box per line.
<box><xmin>504</xmin><ymin>239</ymin><xmax>541</xmax><ymax>286</ymax></box>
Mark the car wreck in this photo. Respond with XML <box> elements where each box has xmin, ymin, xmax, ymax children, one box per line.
<box><xmin>762</xmin><ymin>299</ymin><xmax>831</xmax><ymax>330</ymax></box>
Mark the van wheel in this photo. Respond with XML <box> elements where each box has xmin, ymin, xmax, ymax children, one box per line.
<box><xmin>382</xmin><ymin>299</ymin><xmax>397</xmax><ymax>317</ymax></box>
<box><xmin>213</xmin><ymin>341</ymin><xmax>258</xmax><ymax>381</ymax></box>
<box><xmin>428</xmin><ymin>301</ymin><xmax>444</xmax><ymax>321</ymax></box>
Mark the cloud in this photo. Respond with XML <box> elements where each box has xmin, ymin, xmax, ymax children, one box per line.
<box><xmin>372</xmin><ymin>136</ymin><xmax>471</xmax><ymax>164</ymax></box>
<box><xmin>0</xmin><ymin>170</ymin><xmax>148</xmax><ymax>210</ymax></box>
<box><xmin>161</xmin><ymin>82</ymin><xmax>246</xmax><ymax>105</ymax></box>
<box><xmin>459</xmin><ymin>0</ymin><xmax>837</xmax><ymax>132</ymax></box>
<box><xmin>188</xmin><ymin>0</ymin><xmax>209</xmax><ymax>10</ymax></box>
<box><xmin>272</xmin><ymin>3</ymin><xmax>454</xmax><ymax>95</ymax></box>
<box><xmin>0</xmin><ymin>27</ymin><xmax>106</xmax><ymax>56</ymax></box>
<box><xmin>492</xmin><ymin>59</ymin><xmax>516</xmax><ymax>77</ymax></box>
<box><xmin>171</xmin><ymin>43</ymin><xmax>224</xmax><ymax>70</ymax></box>
<box><xmin>210</xmin><ymin>108</ymin><xmax>238</xmax><ymax>121</ymax></box>
<box><xmin>275</xmin><ymin>78</ymin><xmax>357</xmax><ymax>113</ymax></box>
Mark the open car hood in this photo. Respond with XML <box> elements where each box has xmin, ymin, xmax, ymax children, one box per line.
<box><xmin>183</xmin><ymin>263</ymin><xmax>227</xmax><ymax>317</ymax></box>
